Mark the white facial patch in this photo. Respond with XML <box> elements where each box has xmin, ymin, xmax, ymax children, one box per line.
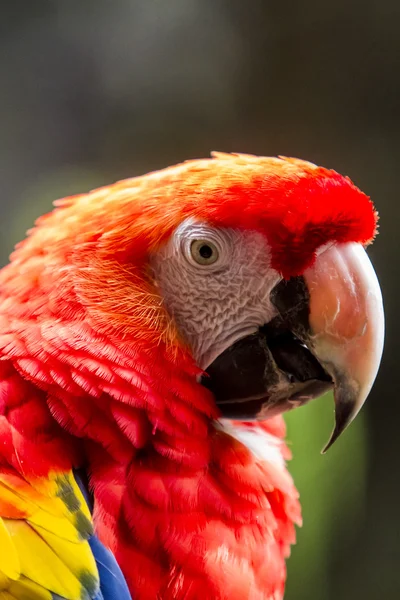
<box><xmin>150</xmin><ymin>219</ymin><xmax>281</xmax><ymax>368</ymax></box>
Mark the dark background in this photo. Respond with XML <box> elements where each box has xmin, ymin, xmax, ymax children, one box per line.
<box><xmin>1</xmin><ymin>2</ymin><xmax>399</xmax><ymax>598</ymax></box>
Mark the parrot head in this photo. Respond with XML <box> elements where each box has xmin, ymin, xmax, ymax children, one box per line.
<box><xmin>147</xmin><ymin>154</ymin><xmax>384</xmax><ymax>450</ymax></box>
<box><xmin>3</xmin><ymin>152</ymin><xmax>383</xmax><ymax>451</ymax></box>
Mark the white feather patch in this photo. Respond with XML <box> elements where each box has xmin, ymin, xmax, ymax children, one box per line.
<box><xmin>216</xmin><ymin>419</ymin><xmax>286</xmax><ymax>468</ymax></box>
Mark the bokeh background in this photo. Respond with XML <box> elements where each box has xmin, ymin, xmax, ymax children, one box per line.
<box><xmin>1</xmin><ymin>2</ymin><xmax>399</xmax><ymax>598</ymax></box>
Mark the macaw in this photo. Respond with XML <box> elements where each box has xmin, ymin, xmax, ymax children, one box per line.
<box><xmin>0</xmin><ymin>153</ymin><xmax>384</xmax><ymax>600</ymax></box>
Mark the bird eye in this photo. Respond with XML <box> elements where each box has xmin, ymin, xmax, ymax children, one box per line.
<box><xmin>190</xmin><ymin>239</ymin><xmax>219</xmax><ymax>265</ymax></box>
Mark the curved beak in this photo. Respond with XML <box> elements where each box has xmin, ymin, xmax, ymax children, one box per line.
<box><xmin>303</xmin><ymin>242</ymin><xmax>384</xmax><ymax>451</ymax></box>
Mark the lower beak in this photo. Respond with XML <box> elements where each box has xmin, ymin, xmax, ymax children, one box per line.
<box><xmin>203</xmin><ymin>242</ymin><xmax>384</xmax><ymax>450</ymax></box>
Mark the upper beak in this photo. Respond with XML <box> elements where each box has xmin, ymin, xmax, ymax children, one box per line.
<box><xmin>303</xmin><ymin>242</ymin><xmax>384</xmax><ymax>451</ymax></box>
<box><xmin>203</xmin><ymin>241</ymin><xmax>384</xmax><ymax>451</ymax></box>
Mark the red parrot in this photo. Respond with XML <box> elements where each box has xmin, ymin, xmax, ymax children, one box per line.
<box><xmin>0</xmin><ymin>153</ymin><xmax>384</xmax><ymax>599</ymax></box>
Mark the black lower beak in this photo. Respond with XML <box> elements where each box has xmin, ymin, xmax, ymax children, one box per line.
<box><xmin>202</xmin><ymin>319</ymin><xmax>333</xmax><ymax>420</ymax></box>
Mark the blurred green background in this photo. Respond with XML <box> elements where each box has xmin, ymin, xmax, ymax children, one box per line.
<box><xmin>1</xmin><ymin>2</ymin><xmax>399</xmax><ymax>598</ymax></box>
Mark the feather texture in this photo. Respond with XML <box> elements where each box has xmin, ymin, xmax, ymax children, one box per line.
<box><xmin>0</xmin><ymin>459</ymin><xmax>131</xmax><ymax>599</ymax></box>
<box><xmin>0</xmin><ymin>469</ymin><xmax>98</xmax><ymax>599</ymax></box>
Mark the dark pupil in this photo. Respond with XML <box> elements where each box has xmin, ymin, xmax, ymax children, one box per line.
<box><xmin>199</xmin><ymin>244</ymin><xmax>213</xmax><ymax>259</ymax></box>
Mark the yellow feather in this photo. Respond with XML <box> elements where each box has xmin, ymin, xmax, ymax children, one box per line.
<box><xmin>8</xmin><ymin>577</ymin><xmax>53</xmax><ymax>600</ymax></box>
<box><xmin>4</xmin><ymin>520</ymin><xmax>83</xmax><ymax>599</ymax></box>
<box><xmin>0</xmin><ymin>518</ymin><xmax>20</xmax><ymax>580</ymax></box>
<box><xmin>0</xmin><ymin>482</ymin><xmax>34</xmax><ymax>518</ymax></box>
<box><xmin>0</xmin><ymin>572</ymin><xmax>10</xmax><ymax>590</ymax></box>
<box><xmin>55</xmin><ymin>472</ymin><xmax>92</xmax><ymax>521</ymax></box>
<box><xmin>0</xmin><ymin>470</ymin><xmax>98</xmax><ymax>598</ymax></box>
<box><xmin>0</xmin><ymin>475</ymin><xmax>61</xmax><ymax>519</ymax></box>
<box><xmin>31</xmin><ymin>524</ymin><xmax>99</xmax><ymax>597</ymax></box>
<box><xmin>0</xmin><ymin>471</ymin><xmax>92</xmax><ymax>541</ymax></box>
<box><xmin>28</xmin><ymin>507</ymin><xmax>83</xmax><ymax>543</ymax></box>
<box><xmin>28</xmin><ymin>472</ymin><xmax>92</xmax><ymax>537</ymax></box>
<box><xmin>0</xmin><ymin>480</ymin><xmax>86</xmax><ymax>543</ymax></box>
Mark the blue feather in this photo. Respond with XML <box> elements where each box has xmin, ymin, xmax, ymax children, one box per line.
<box><xmin>90</xmin><ymin>535</ymin><xmax>132</xmax><ymax>600</ymax></box>
<box><xmin>74</xmin><ymin>470</ymin><xmax>132</xmax><ymax>600</ymax></box>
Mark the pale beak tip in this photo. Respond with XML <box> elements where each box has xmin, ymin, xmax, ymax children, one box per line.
<box><xmin>322</xmin><ymin>382</ymin><xmax>363</xmax><ymax>453</ymax></box>
<box><xmin>322</xmin><ymin>409</ymin><xmax>352</xmax><ymax>453</ymax></box>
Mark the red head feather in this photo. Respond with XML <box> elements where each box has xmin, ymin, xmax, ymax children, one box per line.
<box><xmin>4</xmin><ymin>152</ymin><xmax>377</xmax><ymax>349</ymax></box>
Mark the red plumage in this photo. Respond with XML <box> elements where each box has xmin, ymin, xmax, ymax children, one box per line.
<box><xmin>0</xmin><ymin>154</ymin><xmax>377</xmax><ymax>598</ymax></box>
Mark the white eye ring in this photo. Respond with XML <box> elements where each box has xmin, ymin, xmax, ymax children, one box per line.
<box><xmin>190</xmin><ymin>239</ymin><xmax>220</xmax><ymax>266</ymax></box>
